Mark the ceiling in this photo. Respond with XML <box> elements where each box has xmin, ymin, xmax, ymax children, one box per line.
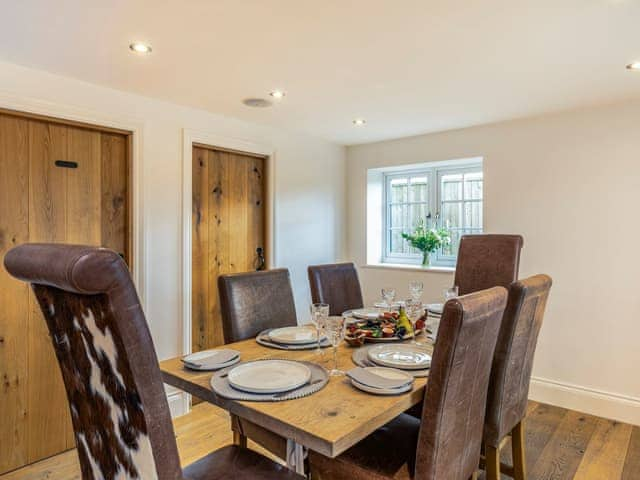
<box><xmin>0</xmin><ymin>0</ymin><xmax>638</xmax><ymax>145</ymax></box>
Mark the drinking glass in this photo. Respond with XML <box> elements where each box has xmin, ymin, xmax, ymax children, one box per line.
<box><xmin>381</xmin><ymin>287</ymin><xmax>396</xmax><ymax>308</ymax></box>
<box><xmin>405</xmin><ymin>298</ymin><xmax>424</xmax><ymax>345</ymax></box>
<box><xmin>409</xmin><ymin>280</ymin><xmax>424</xmax><ymax>301</ymax></box>
<box><xmin>325</xmin><ymin>316</ymin><xmax>346</xmax><ymax>376</ymax></box>
<box><xmin>443</xmin><ymin>286</ymin><xmax>459</xmax><ymax>301</ymax></box>
<box><xmin>310</xmin><ymin>303</ymin><xmax>329</xmax><ymax>355</ymax></box>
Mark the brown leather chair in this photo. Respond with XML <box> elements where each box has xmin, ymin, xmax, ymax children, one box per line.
<box><xmin>218</xmin><ymin>268</ymin><xmax>298</xmax><ymax>461</ymax></box>
<box><xmin>454</xmin><ymin>234</ymin><xmax>524</xmax><ymax>296</ymax></box>
<box><xmin>309</xmin><ymin>286</ymin><xmax>508</xmax><ymax>480</ymax></box>
<box><xmin>483</xmin><ymin>274</ymin><xmax>552</xmax><ymax>480</ymax></box>
<box><xmin>4</xmin><ymin>244</ymin><xmax>302</xmax><ymax>480</ymax></box>
<box><xmin>307</xmin><ymin>262</ymin><xmax>364</xmax><ymax>316</ymax></box>
<box><xmin>218</xmin><ymin>268</ymin><xmax>297</xmax><ymax>343</ymax></box>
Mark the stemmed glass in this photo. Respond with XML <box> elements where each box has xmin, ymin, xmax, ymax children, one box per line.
<box><xmin>405</xmin><ymin>298</ymin><xmax>424</xmax><ymax>345</ymax></box>
<box><xmin>325</xmin><ymin>316</ymin><xmax>346</xmax><ymax>376</ymax></box>
<box><xmin>409</xmin><ymin>281</ymin><xmax>423</xmax><ymax>301</ymax></box>
<box><xmin>443</xmin><ymin>286</ymin><xmax>459</xmax><ymax>301</ymax></box>
<box><xmin>381</xmin><ymin>287</ymin><xmax>396</xmax><ymax>308</ymax></box>
<box><xmin>310</xmin><ymin>303</ymin><xmax>329</xmax><ymax>355</ymax></box>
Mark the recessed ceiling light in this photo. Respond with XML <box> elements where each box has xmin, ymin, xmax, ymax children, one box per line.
<box><xmin>269</xmin><ymin>90</ymin><xmax>286</xmax><ymax>99</ymax></box>
<box><xmin>129</xmin><ymin>42</ymin><xmax>152</xmax><ymax>54</ymax></box>
<box><xmin>353</xmin><ymin>118</ymin><xmax>366</xmax><ymax>126</ymax></box>
<box><xmin>626</xmin><ymin>61</ymin><xmax>640</xmax><ymax>71</ymax></box>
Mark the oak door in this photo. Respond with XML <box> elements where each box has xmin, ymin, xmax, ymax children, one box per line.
<box><xmin>0</xmin><ymin>112</ymin><xmax>130</xmax><ymax>473</ymax></box>
<box><xmin>192</xmin><ymin>145</ymin><xmax>266</xmax><ymax>353</ymax></box>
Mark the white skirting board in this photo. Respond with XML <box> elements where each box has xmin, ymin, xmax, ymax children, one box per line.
<box><xmin>166</xmin><ymin>387</ymin><xmax>190</xmax><ymax>418</ymax></box>
<box><xmin>529</xmin><ymin>376</ymin><xmax>640</xmax><ymax>426</ymax></box>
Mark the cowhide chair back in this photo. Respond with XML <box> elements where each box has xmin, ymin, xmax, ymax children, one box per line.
<box><xmin>4</xmin><ymin>244</ymin><xmax>181</xmax><ymax>480</ymax></box>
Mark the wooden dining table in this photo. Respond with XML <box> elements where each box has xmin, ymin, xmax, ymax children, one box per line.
<box><xmin>160</xmin><ymin>336</ymin><xmax>434</xmax><ymax>475</ymax></box>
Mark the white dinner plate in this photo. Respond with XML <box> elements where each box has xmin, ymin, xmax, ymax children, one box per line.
<box><xmin>425</xmin><ymin>303</ymin><xmax>444</xmax><ymax>315</ymax></box>
<box><xmin>268</xmin><ymin>326</ymin><xmax>319</xmax><ymax>345</ymax></box>
<box><xmin>350</xmin><ymin>378</ymin><xmax>413</xmax><ymax>395</ymax></box>
<box><xmin>373</xmin><ymin>302</ymin><xmax>403</xmax><ymax>309</ymax></box>
<box><xmin>183</xmin><ymin>356</ymin><xmax>240</xmax><ymax>371</ymax></box>
<box><xmin>368</xmin><ymin>344</ymin><xmax>432</xmax><ymax>370</ymax></box>
<box><xmin>227</xmin><ymin>360</ymin><xmax>311</xmax><ymax>394</ymax></box>
<box><xmin>350</xmin><ymin>308</ymin><xmax>381</xmax><ymax>320</ymax></box>
<box><xmin>181</xmin><ymin>349</ymin><xmax>240</xmax><ymax>371</ymax></box>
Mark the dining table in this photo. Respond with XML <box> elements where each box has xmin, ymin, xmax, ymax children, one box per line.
<box><xmin>160</xmin><ymin>334</ymin><xmax>434</xmax><ymax>475</ymax></box>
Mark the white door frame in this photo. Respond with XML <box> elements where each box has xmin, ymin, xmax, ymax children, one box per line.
<box><xmin>181</xmin><ymin>129</ymin><xmax>276</xmax><ymax>358</ymax></box>
<box><xmin>0</xmin><ymin>92</ymin><xmax>146</xmax><ymax>303</ymax></box>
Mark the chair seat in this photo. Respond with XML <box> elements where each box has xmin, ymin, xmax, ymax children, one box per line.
<box><xmin>183</xmin><ymin>445</ymin><xmax>303</xmax><ymax>480</ymax></box>
<box><xmin>309</xmin><ymin>413</ymin><xmax>420</xmax><ymax>480</ymax></box>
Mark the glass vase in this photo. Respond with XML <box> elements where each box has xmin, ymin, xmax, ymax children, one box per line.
<box><xmin>421</xmin><ymin>251</ymin><xmax>431</xmax><ymax>267</ymax></box>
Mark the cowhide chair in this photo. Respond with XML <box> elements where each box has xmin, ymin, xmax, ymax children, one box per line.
<box><xmin>217</xmin><ymin>268</ymin><xmax>298</xmax><ymax>461</ymax></box>
<box><xmin>309</xmin><ymin>287</ymin><xmax>508</xmax><ymax>480</ymax></box>
<box><xmin>307</xmin><ymin>262</ymin><xmax>364</xmax><ymax>316</ymax></box>
<box><xmin>483</xmin><ymin>274</ymin><xmax>552</xmax><ymax>480</ymax></box>
<box><xmin>4</xmin><ymin>244</ymin><xmax>302</xmax><ymax>480</ymax></box>
<box><xmin>454</xmin><ymin>234</ymin><xmax>524</xmax><ymax>295</ymax></box>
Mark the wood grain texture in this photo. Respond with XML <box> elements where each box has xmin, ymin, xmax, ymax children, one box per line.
<box><xmin>0</xmin><ymin>113</ymin><xmax>131</xmax><ymax>473</ymax></box>
<box><xmin>622</xmin><ymin>426</ymin><xmax>640</xmax><ymax>480</ymax></box>
<box><xmin>4</xmin><ymin>402</ymin><xmax>637</xmax><ymax>480</ymax></box>
<box><xmin>191</xmin><ymin>146</ymin><xmax>266</xmax><ymax>353</ymax></box>
<box><xmin>573</xmin><ymin>418</ymin><xmax>633</xmax><ymax>479</ymax></box>
<box><xmin>0</xmin><ymin>115</ymin><xmax>30</xmax><ymax>473</ymax></box>
<box><xmin>161</xmin><ymin>336</ymin><xmax>433</xmax><ymax>458</ymax></box>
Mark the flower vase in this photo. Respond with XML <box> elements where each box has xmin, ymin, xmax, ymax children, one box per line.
<box><xmin>421</xmin><ymin>251</ymin><xmax>431</xmax><ymax>267</ymax></box>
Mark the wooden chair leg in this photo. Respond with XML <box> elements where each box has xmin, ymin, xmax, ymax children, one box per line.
<box><xmin>485</xmin><ymin>444</ymin><xmax>501</xmax><ymax>480</ymax></box>
<box><xmin>511</xmin><ymin>420</ymin><xmax>527</xmax><ymax>480</ymax></box>
<box><xmin>470</xmin><ymin>471</ymin><xmax>479</xmax><ymax>480</ymax></box>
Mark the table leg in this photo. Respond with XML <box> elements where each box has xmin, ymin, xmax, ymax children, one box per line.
<box><xmin>286</xmin><ymin>439</ymin><xmax>307</xmax><ymax>476</ymax></box>
<box><xmin>230</xmin><ymin>414</ymin><xmax>247</xmax><ymax>448</ymax></box>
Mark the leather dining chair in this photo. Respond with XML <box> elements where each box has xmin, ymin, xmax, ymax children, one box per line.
<box><xmin>307</xmin><ymin>262</ymin><xmax>364</xmax><ymax>316</ymax></box>
<box><xmin>483</xmin><ymin>274</ymin><xmax>552</xmax><ymax>480</ymax></box>
<box><xmin>4</xmin><ymin>244</ymin><xmax>302</xmax><ymax>480</ymax></box>
<box><xmin>309</xmin><ymin>286</ymin><xmax>508</xmax><ymax>480</ymax></box>
<box><xmin>218</xmin><ymin>268</ymin><xmax>297</xmax><ymax>343</ymax></box>
<box><xmin>218</xmin><ymin>269</ymin><xmax>298</xmax><ymax>461</ymax></box>
<box><xmin>454</xmin><ymin>234</ymin><xmax>524</xmax><ymax>295</ymax></box>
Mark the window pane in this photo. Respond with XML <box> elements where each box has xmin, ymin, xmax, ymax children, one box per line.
<box><xmin>441</xmin><ymin>201</ymin><xmax>462</xmax><ymax>229</ymax></box>
<box><xmin>409</xmin><ymin>203</ymin><xmax>428</xmax><ymax>228</ymax></box>
<box><xmin>390</xmin><ymin>204</ymin><xmax>407</xmax><ymax>228</ymax></box>
<box><xmin>389</xmin><ymin>229</ymin><xmax>405</xmax><ymax>254</ymax></box>
<box><xmin>390</xmin><ymin>178</ymin><xmax>408</xmax><ymax>203</ymax></box>
<box><xmin>464</xmin><ymin>201</ymin><xmax>483</xmax><ymax>229</ymax></box>
<box><xmin>409</xmin><ymin>176</ymin><xmax>428</xmax><ymax>202</ymax></box>
<box><xmin>464</xmin><ymin>172</ymin><xmax>483</xmax><ymax>200</ymax></box>
<box><xmin>442</xmin><ymin>229</ymin><xmax>462</xmax><ymax>256</ymax></box>
<box><xmin>441</xmin><ymin>173</ymin><xmax>462</xmax><ymax>201</ymax></box>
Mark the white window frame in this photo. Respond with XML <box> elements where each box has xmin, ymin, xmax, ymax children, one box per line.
<box><xmin>382</xmin><ymin>161</ymin><xmax>483</xmax><ymax>267</ymax></box>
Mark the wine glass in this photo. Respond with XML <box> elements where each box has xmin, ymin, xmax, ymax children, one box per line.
<box><xmin>443</xmin><ymin>286</ymin><xmax>459</xmax><ymax>301</ymax></box>
<box><xmin>325</xmin><ymin>316</ymin><xmax>345</xmax><ymax>376</ymax></box>
<box><xmin>409</xmin><ymin>281</ymin><xmax>423</xmax><ymax>301</ymax></box>
<box><xmin>310</xmin><ymin>303</ymin><xmax>329</xmax><ymax>355</ymax></box>
<box><xmin>405</xmin><ymin>298</ymin><xmax>424</xmax><ymax>345</ymax></box>
<box><xmin>381</xmin><ymin>287</ymin><xmax>396</xmax><ymax>308</ymax></box>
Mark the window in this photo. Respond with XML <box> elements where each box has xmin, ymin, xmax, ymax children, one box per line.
<box><xmin>383</xmin><ymin>161</ymin><xmax>483</xmax><ymax>267</ymax></box>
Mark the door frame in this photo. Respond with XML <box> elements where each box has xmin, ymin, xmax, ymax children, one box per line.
<box><xmin>181</xmin><ymin>129</ymin><xmax>276</xmax><ymax>359</ymax></box>
<box><xmin>0</xmin><ymin>95</ymin><xmax>145</xmax><ymax>302</ymax></box>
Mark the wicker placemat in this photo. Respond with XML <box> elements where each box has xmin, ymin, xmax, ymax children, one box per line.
<box><xmin>256</xmin><ymin>328</ymin><xmax>330</xmax><ymax>350</ymax></box>
<box><xmin>352</xmin><ymin>346</ymin><xmax>430</xmax><ymax>378</ymax></box>
<box><xmin>210</xmin><ymin>360</ymin><xmax>329</xmax><ymax>402</ymax></box>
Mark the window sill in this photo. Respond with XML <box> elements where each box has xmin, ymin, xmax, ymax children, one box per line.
<box><xmin>362</xmin><ymin>263</ymin><xmax>455</xmax><ymax>274</ymax></box>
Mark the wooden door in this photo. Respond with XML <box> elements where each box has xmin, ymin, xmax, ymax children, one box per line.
<box><xmin>0</xmin><ymin>111</ymin><xmax>130</xmax><ymax>474</ymax></box>
<box><xmin>192</xmin><ymin>145</ymin><xmax>266</xmax><ymax>353</ymax></box>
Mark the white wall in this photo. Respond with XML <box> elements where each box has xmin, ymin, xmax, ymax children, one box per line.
<box><xmin>0</xmin><ymin>60</ymin><xmax>346</xmax><ymax>362</ymax></box>
<box><xmin>347</xmin><ymin>101</ymin><xmax>640</xmax><ymax>425</ymax></box>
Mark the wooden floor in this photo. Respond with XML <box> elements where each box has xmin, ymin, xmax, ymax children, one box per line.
<box><xmin>1</xmin><ymin>401</ymin><xmax>638</xmax><ymax>480</ymax></box>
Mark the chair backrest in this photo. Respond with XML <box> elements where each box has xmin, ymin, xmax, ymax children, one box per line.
<box><xmin>415</xmin><ymin>287</ymin><xmax>507</xmax><ymax>480</ymax></box>
<box><xmin>454</xmin><ymin>234</ymin><xmax>523</xmax><ymax>296</ymax></box>
<box><xmin>218</xmin><ymin>269</ymin><xmax>297</xmax><ymax>343</ymax></box>
<box><xmin>484</xmin><ymin>274</ymin><xmax>552</xmax><ymax>447</ymax></box>
<box><xmin>4</xmin><ymin>244</ymin><xmax>182</xmax><ymax>480</ymax></box>
<box><xmin>307</xmin><ymin>262</ymin><xmax>364</xmax><ymax>316</ymax></box>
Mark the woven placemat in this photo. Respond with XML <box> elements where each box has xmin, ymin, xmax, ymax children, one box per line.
<box><xmin>211</xmin><ymin>360</ymin><xmax>329</xmax><ymax>402</ymax></box>
<box><xmin>352</xmin><ymin>346</ymin><xmax>430</xmax><ymax>378</ymax></box>
<box><xmin>256</xmin><ymin>328</ymin><xmax>330</xmax><ymax>350</ymax></box>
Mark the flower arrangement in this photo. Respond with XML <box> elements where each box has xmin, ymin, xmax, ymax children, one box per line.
<box><xmin>401</xmin><ymin>218</ymin><xmax>451</xmax><ymax>267</ymax></box>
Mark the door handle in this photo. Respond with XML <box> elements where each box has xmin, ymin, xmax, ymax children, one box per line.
<box><xmin>255</xmin><ymin>247</ymin><xmax>266</xmax><ymax>271</ymax></box>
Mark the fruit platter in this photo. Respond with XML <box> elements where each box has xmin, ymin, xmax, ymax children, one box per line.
<box><xmin>345</xmin><ymin>311</ymin><xmax>425</xmax><ymax>344</ymax></box>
